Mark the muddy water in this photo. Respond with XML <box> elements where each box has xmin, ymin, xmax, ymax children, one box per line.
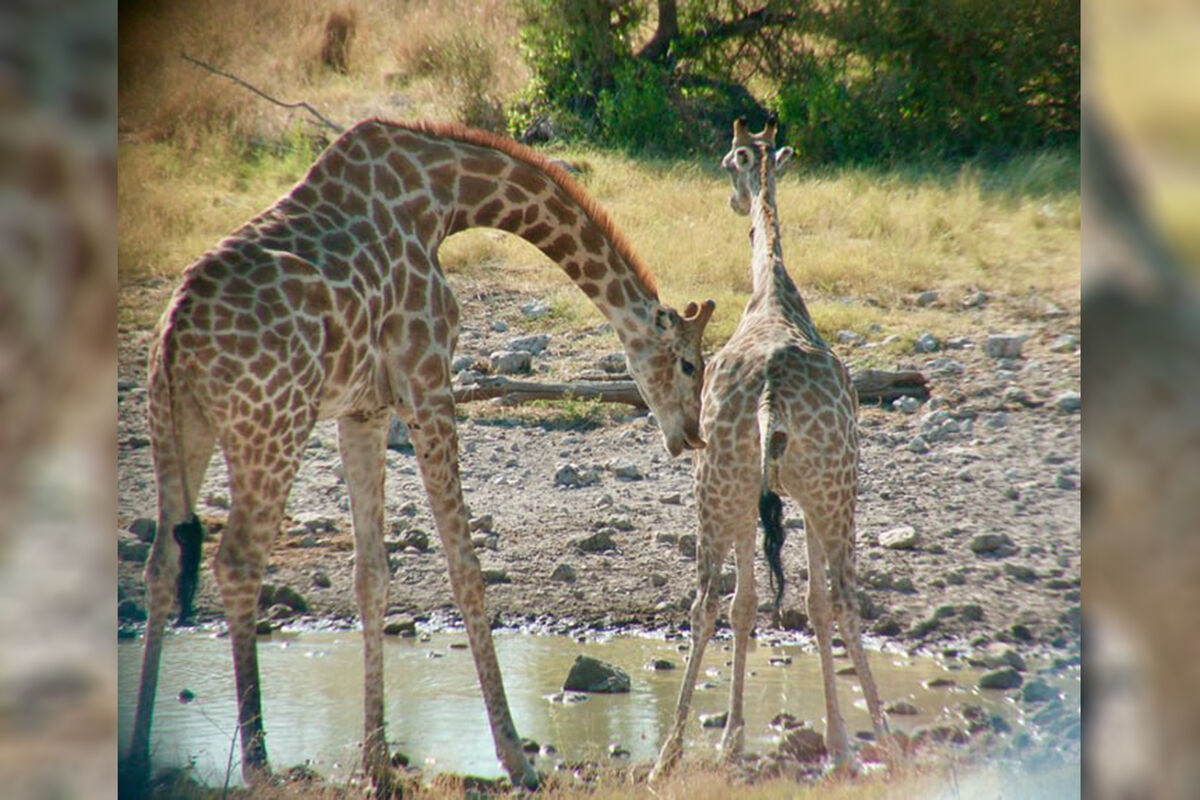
<box><xmin>118</xmin><ymin>630</ymin><xmax>1040</xmax><ymax>786</ymax></box>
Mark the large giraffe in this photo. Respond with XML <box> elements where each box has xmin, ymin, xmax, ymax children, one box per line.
<box><xmin>652</xmin><ymin>117</ymin><xmax>893</xmax><ymax>778</ymax></box>
<box><xmin>122</xmin><ymin>118</ymin><xmax>715</xmax><ymax>794</ymax></box>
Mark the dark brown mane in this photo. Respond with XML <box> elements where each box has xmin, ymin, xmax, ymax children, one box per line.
<box><xmin>371</xmin><ymin>118</ymin><xmax>659</xmax><ymax>298</ymax></box>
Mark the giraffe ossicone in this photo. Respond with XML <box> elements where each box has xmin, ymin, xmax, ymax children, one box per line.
<box><xmin>122</xmin><ymin>118</ymin><xmax>714</xmax><ymax>795</ymax></box>
<box><xmin>651</xmin><ymin>117</ymin><xmax>898</xmax><ymax>781</ymax></box>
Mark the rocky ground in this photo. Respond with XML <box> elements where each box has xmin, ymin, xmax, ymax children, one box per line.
<box><xmin>118</xmin><ymin>285</ymin><xmax>1081</xmax><ymax>775</ymax></box>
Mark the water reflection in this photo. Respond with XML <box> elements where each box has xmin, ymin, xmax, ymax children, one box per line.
<box><xmin>117</xmin><ymin>630</ymin><xmax>1044</xmax><ymax>786</ymax></box>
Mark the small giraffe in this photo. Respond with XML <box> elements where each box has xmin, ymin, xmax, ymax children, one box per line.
<box><xmin>122</xmin><ymin>119</ymin><xmax>715</xmax><ymax>794</ymax></box>
<box><xmin>652</xmin><ymin>117</ymin><xmax>893</xmax><ymax>778</ymax></box>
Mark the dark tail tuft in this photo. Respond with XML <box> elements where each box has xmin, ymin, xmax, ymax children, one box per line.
<box><xmin>759</xmin><ymin>490</ymin><xmax>786</xmax><ymax>613</ymax></box>
<box><xmin>174</xmin><ymin>515</ymin><xmax>204</xmax><ymax>626</ymax></box>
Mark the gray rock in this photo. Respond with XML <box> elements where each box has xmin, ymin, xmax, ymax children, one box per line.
<box><xmin>836</xmin><ymin>330</ymin><xmax>864</xmax><ymax>345</ymax></box>
<box><xmin>1021</xmin><ymin>680</ymin><xmax>1059</xmax><ymax>703</ymax></box>
<box><xmin>398</xmin><ymin>528</ymin><xmax>430</xmax><ymax>552</ymax></box>
<box><xmin>646</xmin><ymin>658</ymin><xmax>676</xmax><ymax>670</ymax></box>
<box><xmin>468</xmin><ymin>514</ymin><xmax>494</xmax><ymax>533</ymax></box>
<box><xmin>272</xmin><ymin>585</ymin><xmax>309</xmax><ymax>613</ymax></box>
<box><xmin>1004</xmin><ymin>563</ymin><xmax>1038</xmax><ymax>582</ymax></box>
<box><xmin>959</xmin><ymin>603</ymin><xmax>985</xmax><ymax>621</ymax></box>
<box><xmin>118</xmin><ymin>534</ymin><xmax>150</xmax><ymax>562</ymax></box>
<box><xmin>491</xmin><ymin>320</ymin><xmax>509</xmax><ymax>332</ymax></box>
<box><xmin>554</xmin><ymin>462</ymin><xmax>601</xmax><ymax>488</ymax></box>
<box><xmin>481</xmin><ymin>569</ymin><xmax>510</xmax><ymax>585</ymax></box>
<box><xmin>572</xmin><ymin>529</ymin><xmax>616</xmax><ymax>553</ymax></box>
<box><xmin>1050</xmin><ymin>334</ymin><xmax>1078</xmax><ymax>353</ymax></box>
<box><xmin>562</xmin><ymin>655</ymin><xmax>630</xmax><ymax>693</ymax></box>
<box><xmin>659</xmin><ymin>493</ymin><xmax>682</xmax><ymax>505</ymax></box>
<box><xmin>962</xmin><ymin>290</ymin><xmax>990</xmax><ymax>308</ymax></box>
<box><xmin>915</xmin><ymin>290</ymin><xmax>939</xmax><ymax>307</ymax></box>
<box><xmin>1054</xmin><ymin>391</ymin><xmax>1081</xmax><ymax>412</ymax></box>
<box><xmin>780</xmin><ymin>608</ymin><xmax>809</xmax><ymax>631</ymax></box>
<box><xmin>1002</xmin><ymin>385</ymin><xmax>1031</xmax><ymax>406</ymax></box>
<box><xmin>893</xmin><ymin>396</ymin><xmax>920</xmax><ymax>414</ymax></box>
<box><xmin>544</xmin><ymin>691</ymin><xmax>589</xmax><ymax>704</ymax></box>
<box><xmin>699</xmin><ymin>711</ymin><xmax>728</xmax><ymax>728</ymax></box>
<box><xmin>520</xmin><ymin>300</ymin><xmax>551</xmax><ymax>318</ymax></box>
<box><xmin>451</xmin><ymin>355</ymin><xmax>475</xmax><ymax>373</ymax></box>
<box><xmin>880</xmin><ymin>525</ymin><xmax>919</xmax><ymax>550</ymax></box>
<box><xmin>885</xmin><ymin>700</ymin><xmax>920</xmax><ymax>715</ymax></box>
<box><xmin>397</xmin><ymin>501</ymin><xmax>419</xmax><ymax>517</ymax></box>
<box><xmin>387</xmin><ymin>416</ymin><xmax>411</xmax><ymax>449</ymax></box>
<box><xmin>550</xmin><ymin>563</ymin><xmax>577</xmax><ymax>583</ymax></box>
<box><xmin>969</xmin><ymin>532</ymin><xmax>1017</xmax><ymax>556</ymax></box>
<box><xmin>312</xmin><ymin>571</ymin><xmax>332</xmax><ymax>589</ymax></box>
<box><xmin>978</xmin><ymin>667</ymin><xmax>1023</xmax><ymax>690</ymax></box>
<box><xmin>596</xmin><ymin>352</ymin><xmax>627</xmax><ymax>373</ymax></box>
<box><xmin>384</xmin><ymin>615</ymin><xmax>417</xmax><ymax>636</ymax></box>
<box><xmin>908</xmin><ymin>435</ymin><xmax>931</xmax><ymax>453</ymax></box>
<box><xmin>650</xmin><ymin>573</ymin><xmax>668</xmax><ymax>588</ymax></box>
<box><xmin>128</xmin><ymin>517</ymin><xmax>157</xmax><ymax>543</ymax></box>
<box><xmin>913</xmin><ymin>332</ymin><xmax>940</xmax><ymax>353</ymax></box>
<box><xmin>677</xmin><ymin>533</ymin><xmax>697</xmax><ymax>558</ymax></box>
<box><xmin>1055</xmin><ymin>473</ymin><xmax>1077</xmax><ymax>490</ymax></box>
<box><xmin>605</xmin><ymin>458</ymin><xmax>643</xmax><ymax>480</ymax></box>
<box><xmin>506</xmin><ymin>333</ymin><xmax>552</xmax><ymax>355</ymax></box>
<box><xmin>489</xmin><ymin>350</ymin><xmax>532</xmax><ymax>375</ymax></box>
<box><xmin>984</xmin><ymin>333</ymin><xmax>1027</xmax><ymax>359</ymax></box>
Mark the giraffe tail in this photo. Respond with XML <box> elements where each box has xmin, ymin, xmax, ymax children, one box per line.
<box><xmin>153</xmin><ymin>323</ymin><xmax>205</xmax><ymax>626</ymax></box>
<box><xmin>757</xmin><ymin>385</ymin><xmax>787</xmax><ymax>616</ymax></box>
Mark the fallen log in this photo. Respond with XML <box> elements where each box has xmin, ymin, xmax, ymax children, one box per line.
<box><xmin>451</xmin><ymin>369</ymin><xmax>929</xmax><ymax>408</ymax></box>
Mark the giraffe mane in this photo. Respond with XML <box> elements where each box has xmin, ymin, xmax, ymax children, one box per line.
<box><xmin>370</xmin><ymin>118</ymin><xmax>660</xmax><ymax>299</ymax></box>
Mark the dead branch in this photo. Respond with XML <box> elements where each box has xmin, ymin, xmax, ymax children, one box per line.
<box><xmin>180</xmin><ymin>51</ymin><xmax>344</xmax><ymax>134</ymax></box>
<box><xmin>452</xmin><ymin>369</ymin><xmax>928</xmax><ymax>408</ymax></box>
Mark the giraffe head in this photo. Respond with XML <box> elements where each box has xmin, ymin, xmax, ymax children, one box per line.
<box><xmin>625</xmin><ymin>299</ymin><xmax>715</xmax><ymax>457</ymax></box>
<box><xmin>721</xmin><ymin>115</ymin><xmax>794</xmax><ymax>215</ymax></box>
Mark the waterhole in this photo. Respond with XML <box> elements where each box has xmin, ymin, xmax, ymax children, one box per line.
<box><xmin>118</xmin><ymin>629</ymin><xmax>1068</xmax><ymax>786</ymax></box>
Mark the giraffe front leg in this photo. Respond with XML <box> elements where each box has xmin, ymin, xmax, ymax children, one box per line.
<box><xmin>407</xmin><ymin>400</ymin><xmax>539</xmax><ymax>790</ymax></box>
<box><xmin>651</xmin><ymin>535</ymin><xmax>729</xmax><ymax>782</ymax></box>
<box><xmin>337</xmin><ymin>412</ymin><xmax>393</xmax><ymax>792</ymax></box>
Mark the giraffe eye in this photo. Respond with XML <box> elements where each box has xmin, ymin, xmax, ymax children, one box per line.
<box><xmin>680</xmin><ymin>359</ymin><xmax>696</xmax><ymax>376</ymax></box>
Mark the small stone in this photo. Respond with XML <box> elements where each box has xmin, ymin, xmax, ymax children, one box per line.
<box><xmin>1021</xmin><ymin>680</ymin><xmax>1059</xmax><ymax>703</ymax></box>
<box><xmin>962</xmin><ymin>290</ymin><xmax>990</xmax><ymax>308</ymax></box>
<box><xmin>872</xmin><ymin>618</ymin><xmax>902</xmax><ymax>637</ymax></box>
<box><xmin>1055</xmin><ymin>473</ymin><xmax>1077</xmax><ymax>490</ymax></box>
<box><xmin>836</xmin><ymin>330</ymin><xmax>864</xmax><ymax>345</ymax></box>
<box><xmin>959</xmin><ymin>603</ymin><xmax>985</xmax><ymax>621</ymax></box>
<box><xmin>608</xmin><ymin>743</ymin><xmax>630</xmax><ymax>758</ymax></box>
<box><xmin>544</xmin><ymin>691</ymin><xmax>589</xmax><ymax>704</ymax></box>
<box><xmin>272</xmin><ymin>585</ymin><xmax>309</xmax><ymax>613</ymax></box>
<box><xmin>969</xmin><ymin>533</ymin><xmax>1016</xmax><ymax>556</ymax></box>
<box><xmin>399</xmin><ymin>528</ymin><xmax>430</xmax><ymax>552</ymax></box>
<box><xmin>1004</xmin><ymin>563</ymin><xmax>1038</xmax><ymax>582</ymax></box>
<box><xmin>650</xmin><ymin>573</ymin><xmax>667</xmax><ymax>587</ymax></box>
<box><xmin>521</xmin><ymin>300</ymin><xmax>551</xmax><ymax>318</ymax></box>
<box><xmin>646</xmin><ymin>659</ymin><xmax>676</xmax><ymax>671</ymax></box>
<box><xmin>383</xmin><ymin>615</ymin><xmax>417</xmax><ymax>636</ymax></box>
<box><xmin>451</xmin><ymin>355</ymin><xmax>475</xmax><ymax>373</ymax></box>
<box><xmin>550</xmin><ymin>563</ymin><xmax>577</xmax><ymax>583</ymax></box>
<box><xmin>1050</xmin><ymin>334</ymin><xmax>1078</xmax><ymax>353</ymax></box>
<box><xmin>128</xmin><ymin>518</ymin><xmax>157</xmax><ymax>543</ymax></box>
<box><xmin>677</xmin><ymin>534</ymin><xmax>697</xmax><ymax>558</ymax></box>
<box><xmin>481</xmin><ymin>569</ymin><xmax>510</xmax><ymax>585</ymax></box>
<box><xmin>915</xmin><ymin>290</ymin><xmax>939</xmax><ymax>307</ymax></box>
<box><xmin>469</xmin><ymin>514</ymin><xmax>494</xmax><ymax>533</ymax></box>
<box><xmin>984</xmin><ymin>333</ymin><xmax>1027</xmax><ymax>359</ymax></box>
<box><xmin>506</xmin><ymin>333</ymin><xmax>552</xmax><ymax>355</ymax></box>
<box><xmin>489</xmin><ymin>350</ymin><xmax>532</xmax><ymax>375</ymax></box>
<box><xmin>700</xmin><ymin>711</ymin><xmax>728</xmax><ymax>728</ymax></box>
<box><xmin>312</xmin><ymin>571</ymin><xmax>332</xmax><ymax>589</ymax></box>
<box><xmin>491</xmin><ymin>320</ymin><xmax>509</xmax><ymax>332</ymax></box>
<box><xmin>655</xmin><ymin>532</ymin><xmax>677</xmax><ymax>546</ymax></box>
<box><xmin>885</xmin><ymin>700</ymin><xmax>920</xmax><ymax>715</ymax></box>
<box><xmin>659</xmin><ymin>493</ymin><xmax>682</xmax><ymax>505</ymax></box>
<box><xmin>596</xmin><ymin>352</ymin><xmax>627</xmax><ymax>373</ymax></box>
<box><xmin>118</xmin><ymin>535</ymin><xmax>150</xmax><ymax>563</ymax></box>
<box><xmin>398</xmin><ymin>501</ymin><xmax>419</xmax><ymax>517</ymax></box>
<box><xmin>117</xmin><ymin>599</ymin><xmax>146</xmax><ymax>622</ymax></box>
<box><xmin>571</xmin><ymin>529</ymin><xmax>616</xmax><ymax>553</ymax></box>
<box><xmin>554</xmin><ymin>462</ymin><xmax>600</xmax><ymax>488</ymax></box>
<box><xmin>1054</xmin><ymin>391</ymin><xmax>1081</xmax><ymax>413</ymax></box>
<box><xmin>879</xmin><ymin>525</ymin><xmax>919</xmax><ymax>550</ymax></box>
<box><xmin>605</xmin><ymin>458</ymin><xmax>643</xmax><ymax>480</ymax></box>
<box><xmin>978</xmin><ymin>667</ymin><xmax>1023</xmax><ymax>690</ymax></box>
<box><xmin>913</xmin><ymin>332</ymin><xmax>940</xmax><ymax>353</ymax></box>
<box><xmin>908</xmin><ymin>435</ymin><xmax>931</xmax><ymax>453</ymax></box>
<box><xmin>387</xmin><ymin>416</ymin><xmax>411</xmax><ymax>449</ymax></box>
<box><xmin>1002</xmin><ymin>385</ymin><xmax>1031</xmax><ymax>406</ymax></box>
<box><xmin>780</xmin><ymin>608</ymin><xmax>809</xmax><ymax>631</ymax></box>
<box><xmin>893</xmin><ymin>395</ymin><xmax>920</xmax><ymax>414</ymax></box>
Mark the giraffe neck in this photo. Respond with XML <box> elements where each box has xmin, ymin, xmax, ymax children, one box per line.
<box><xmin>349</xmin><ymin>120</ymin><xmax>660</xmax><ymax>342</ymax></box>
<box><xmin>746</xmin><ymin>157</ymin><xmax>822</xmax><ymax>343</ymax></box>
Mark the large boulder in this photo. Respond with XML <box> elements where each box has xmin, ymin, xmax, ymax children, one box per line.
<box><xmin>562</xmin><ymin>655</ymin><xmax>630</xmax><ymax>693</ymax></box>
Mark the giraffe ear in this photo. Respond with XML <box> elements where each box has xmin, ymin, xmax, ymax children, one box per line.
<box><xmin>774</xmin><ymin>146</ymin><xmax>794</xmax><ymax>173</ymax></box>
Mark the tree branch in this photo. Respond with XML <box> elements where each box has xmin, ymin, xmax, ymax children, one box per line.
<box><xmin>670</xmin><ymin>6</ymin><xmax>801</xmax><ymax>61</ymax></box>
<box><xmin>180</xmin><ymin>51</ymin><xmax>344</xmax><ymax>134</ymax></box>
